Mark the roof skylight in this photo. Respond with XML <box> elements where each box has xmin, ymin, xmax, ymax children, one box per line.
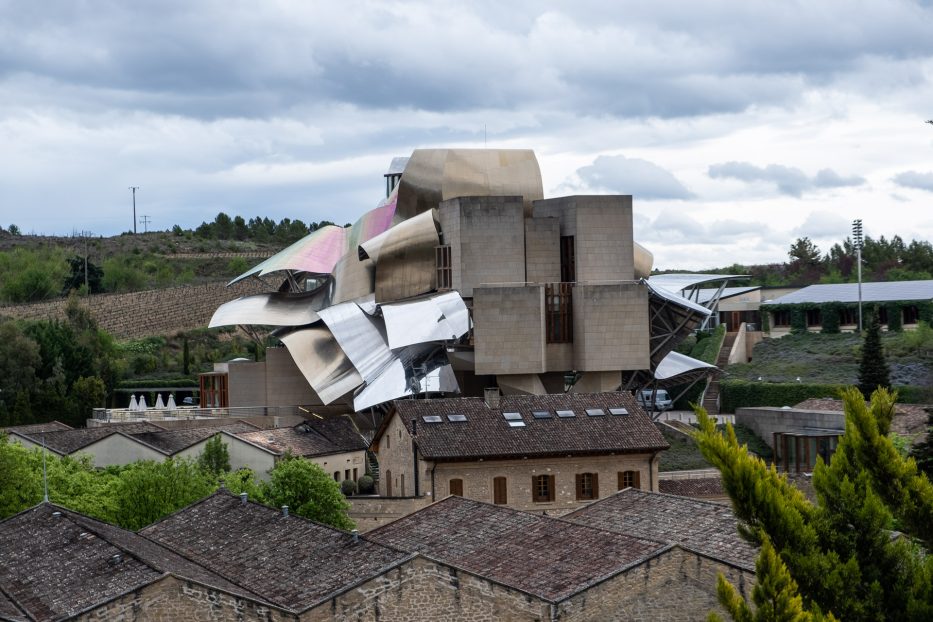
<box><xmin>556</xmin><ymin>410</ymin><xmax>575</xmax><ymax>418</ymax></box>
<box><xmin>532</xmin><ymin>410</ymin><xmax>552</xmax><ymax>419</ymax></box>
<box><xmin>609</xmin><ymin>407</ymin><xmax>629</xmax><ymax>416</ymax></box>
<box><xmin>585</xmin><ymin>408</ymin><xmax>606</xmax><ymax>417</ymax></box>
<box><xmin>447</xmin><ymin>414</ymin><xmax>467</xmax><ymax>422</ymax></box>
<box><xmin>422</xmin><ymin>415</ymin><xmax>443</xmax><ymax>423</ymax></box>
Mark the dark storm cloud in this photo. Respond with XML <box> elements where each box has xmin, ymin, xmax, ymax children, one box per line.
<box><xmin>892</xmin><ymin>170</ymin><xmax>933</xmax><ymax>192</ymax></box>
<box><xmin>574</xmin><ymin>155</ymin><xmax>692</xmax><ymax>200</ymax></box>
<box><xmin>708</xmin><ymin>162</ymin><xmax>864</xmax><ymax>197</ymax></box>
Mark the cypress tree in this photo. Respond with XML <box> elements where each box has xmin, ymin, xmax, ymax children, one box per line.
<box><xmin>857</xmin><ymin>310</ymin><xmax>890</xmax><ymax>399</ymax></box>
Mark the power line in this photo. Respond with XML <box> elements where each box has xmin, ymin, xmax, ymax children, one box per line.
<box><xmin>128</xmin><ymin>186</ymin><xmax>140</xmax><ymax>234</ymax></box>
<box><xmin>139</xmin><ymin>215</ymin><xmax>152</xmax><ymax>233</ymax></box>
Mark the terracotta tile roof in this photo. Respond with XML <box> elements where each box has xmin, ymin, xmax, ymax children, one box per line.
<box><xmin>1</xmin><ymin>421</ymin><xmax>72</xmax><ymax>435</ymax></box>
<box><xmin>794</xmin><ymin>397</ymin><xmax>930</xmax><ymax>439</ymax></box>
<box><xmin>564</xmin><ymin>488</ymin><xmax>757</xmax><ymax>571</ymax></box>
<box><xmin>130</xmin><ymin>422</ymin><xmax>260</xmax><ymax>454</ymax></box>
<box><xmin>658</xmin><ymin>477</ymin><xmax>726</xmax><ymax>498</ymax></box>
<box><xmin>236</xmin><ymin>418</ymin><xmax>367</xmax><ymax>458</ymax></box>
<box><xmin>140</xmin><ymin>491</ymin><xmax>410</xmax><ymax>612</ymax></box>
<box><xmin>10</xmin><ymin>422</ymin><xmax>166</xmax><ymax>455</ymax></box>
<box><xmin>367</xmin><ymin>495</ymin><xmax>666</xmax><ymax>602</ymax></box>
<box><xmin>389</xmin><ymin>392</ymin><xmax>668</xmax><ymax>460</ymax></box>
<box><xmin>0</xmin><ymin>504</ymin><xmax>263</xmax><ymax>621</ymax></box>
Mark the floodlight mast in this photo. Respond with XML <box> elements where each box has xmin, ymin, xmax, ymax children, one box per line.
<box><xmin>852</xmin><ymin>219</ymin><xmax>863</xmax><ymax>332</ymax></box>
<box><xmin>129</xmin><ymin>186</ymin><xmax>139</xmax><ymax>234</ymax></box>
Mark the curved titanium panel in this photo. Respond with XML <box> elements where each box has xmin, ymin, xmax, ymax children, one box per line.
<box><xmin>208</xmin><ymin>291</ymin><xmax>323</xmax><ymax>328</ymax></box>
<box><xmin>279</xmin><ymin>327</ymin><xmax>363</xmax><ymax>405</ymax></box>
<box><xmin>432</xmin><ymin>291</ymin><xmax>470</xmax><ymax>337</ymax></box>
<box><xmin>396</xmin><ymin>149</ymin><xmax>544</xmax><ymax>219</ymax></box>
<box><xmin>317</xmin><ymin>301</ymin><xmax>393</xmax><ymax>383</ymax></box>
<box><xmin>330</xmin><ymin>254</ymin><xmax>375</xmax><ymax>305</ymax></box>
<box><xmin>359</xmin><ymin>209</ymin><xmax>440</xmax><ymax>303</ymax></box>
<box><xmin>633</xmin><ymin>242</ymin><xmax>654</xmax><ymax>280</ymax></box>
<box><xmin>228</xmin><ymin>225</ymin><xmax>349</xmax><ymax>285</ymax></box>
<box><xmin>381</xmin><ymin>292</ymin><xmax>469</xmax><ymax>350</ymax></box>
<box><xmin>352</xmin><ymin>345</ymin><xmax>458</xmax><ymax>411</ymax></box>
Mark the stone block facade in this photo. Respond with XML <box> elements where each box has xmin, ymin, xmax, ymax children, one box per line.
<box><xmin>473</xmin><ymin>285</ymin><xmax>546</xmax><ymax>375</ymax></box>
<box><xmin>572</xmin><ymin>282</ymin><xmax>649</xmax><ymax>371</ymax></box>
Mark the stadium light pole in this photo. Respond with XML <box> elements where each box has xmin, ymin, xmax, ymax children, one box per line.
<box><xmin>129</xmin><ymin>186</ymin><xmax>139</xmax><ymax>234</ymax></box>
<box><xmin>852</xmin><ymin>219</ymin><xmax>863</xmax><ymax>332</ymax></box>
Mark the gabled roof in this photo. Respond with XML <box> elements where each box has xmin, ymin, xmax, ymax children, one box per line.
<box><xmin>236</xmin><ymin>417</ymin><xmax>367</xmax><ymax>458</ymax></box>
<box><xmin>140</xmin><ymin>491</ymin><xmax>410</xmax><ymax>613</ymax></box>
<box><xmin>0</xmin><ymin>503</ymin><xmax>266</xmax><ymax>621</ymax></box>
<box><xmin>1</xmin><ymin>421</ymin><xmax>72</xmax><ymax>435</ymax></box>
<box><xmin>563</xmin><ymin>488</ymin><xmax>757</xmax><ymax>571</ymax></box>
<box><xmin>762</xmin><ymin>280</ymin><xmax>933</xmax><ymax>305</ymax></box>
<box><xmin>384</xmin><ymin>392</ymin><xmax>668</xmax><ymax>461</ymax></box>
<box><xmin>367</xmin><ymin>495</ymin><xmax>666</xmax><ymax>602</ymax></box>
<box><xmin>11</xmin><ymin>422</ymin><xmax>166</xmax><ymax>455</ymax></box>
<box><xmin>130</xmin><ymin>422</ymin><xmax>260</xmax><ymax>455</ymax></box>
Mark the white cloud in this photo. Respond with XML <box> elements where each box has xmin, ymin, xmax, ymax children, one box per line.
<box><xmin>568</xmin><ymin>155</ymin><xmax>692</xmax><ymax>199</ymax></box>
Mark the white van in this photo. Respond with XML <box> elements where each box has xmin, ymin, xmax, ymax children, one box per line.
<box><xmin>636</xmin><ymin>389</ymin><xmax>673</xmax><ymax>412</ymax></box>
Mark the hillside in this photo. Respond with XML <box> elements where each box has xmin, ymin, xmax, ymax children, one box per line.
<box><xmin>726</xmin><ymin>329</ymin><xmax>933</xmax><ymax>387</ymax></box>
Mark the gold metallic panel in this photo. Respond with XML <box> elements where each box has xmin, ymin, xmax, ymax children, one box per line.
<box><xmin>361</xmin><ymin>209</ymin><xmax>441</xmax><ymax>303</ymax></box>
<box><xmin>279</xmin><ymin>326</ymin><xmax>363</xmax><ymax>405</ymax></box>
<box><xmin>208</xmin><ymin>291</ymin><xmax>323</xmax><ymax>328</ymax></box>
<box><xmin>330</xmin><ymin>254</ymin><xmax>375</xmax><ymax>305</ymax></box>
<box><xmin>396</xmin><ymin>149</ymin><xmax>544</xmax><ymax>219</ymax></box>
<box><xmin>633</xmin><ymin>242</ymin><xmax>653</xmax><ymax>279</ymax></box>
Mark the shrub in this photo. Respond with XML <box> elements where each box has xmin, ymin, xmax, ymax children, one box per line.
<box><xmin>820</xmin><ymin>302</ymin><xmax>842</xmax><ymax>334</ymax></box>
<box><xmin>886</xmin><ymin>302</ymin><xmax>903</xmax><ymax>332</ymax></box>
<box><xmin>357</xmin><ymin>474</ymin><xmax>375</xmax><ymax>494</ymax></box>
<box><xmin>340</xmin><ymin>479</ymin><xmax>358</xmax><ymax>496</ymax></box>
<box><xmin>789</xmin><ymin>308</ymin><xmax>807</xmax><ymax>334</ymax></box>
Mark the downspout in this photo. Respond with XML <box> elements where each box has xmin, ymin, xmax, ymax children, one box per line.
<box><xmin>431</xmin><ymin>463</ymin><xmax>437</xmax><ymax>500</ymax></box>
<box><xmin>411</xmin><ymin>419</ymin><xmax>419</xmax><ymax>497</ymax></box>
<box><xmin>649</xmin><ymin>450</ymin><xmax>661</xmax><ymax>492</ymax></box>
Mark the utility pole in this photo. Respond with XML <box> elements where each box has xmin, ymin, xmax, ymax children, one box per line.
<box><xmin>128</xmin><ymin>186</ymin><xmax>139</xmax><ymax>234</ymax></box>
<box><xmin>139</xmin><ymin>215</ymin><xmax>151</xmax><ymax>233</ymax></box>
<box><xmin>852</xmin><ymin>219</ymin><xmax>864</xmax><ymax>332</ymax></box>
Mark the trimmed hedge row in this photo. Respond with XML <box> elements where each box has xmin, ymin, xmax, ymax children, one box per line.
<box><xmin>720</xmin><ymin>380</ymin><xmax>933</xmax><ymax>413</ymax></box>
<box><xmin>672</xmin><ymin>325</ymin><xmax>726</xmax><ymax>409</ymax></box>
<box><xmin>763</xmin><ymin>300</ymin><xmax>933</xmax><ymax>335</ymax></box>
<box><xmin>117</xmin><ymin>378</ymin><xmax>198</xmax><ymax>389</ymax></box>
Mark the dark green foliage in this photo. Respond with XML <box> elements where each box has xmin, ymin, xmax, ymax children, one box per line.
<box><xmin>910</xmin><ymin>411</ymin><xmax>933</xmax><ymax>479</ymax></box>
<box><xmin>858</xmin><ymin>312</ymin><xmax>891</xmax><ymax>398</ymax></box>
<box><xmin>109</xmin><ymin>458</ymin><xmax>217</xmax><ymax>531</ymax></box>
<box><xmin>886</xmin><ymin>302</ymin><xmax>903</xmax><ymax>332</ymax></box>
<box><xmin>8</xmin><ymin>224</ymin><xmax>20</xmax><ymax>235</ymax></box>
<box><xmin>819</xmin><ymin>302</ymin><xmax>842</xmax><ymax>334</ymax></box>
<box><xmin>672</xmin><ymin>325</ymin><xmax>725</xmax><ymax>409</ymax></box>
<box><xmin>62</xmin><ymin>256</ymin><xmax>104</xmax><ymax>295</ymax></box>
<box><xmin>695</xmin><ymin>388</ymin><xmax>933</xmax><ymax>621</ymax></box>
<box><xmin>340</xmin><ymin>479</ymin><xmax>358</xmax><ymax>496</ymax></box>
<box><xmin>197</xmin><ymin>434</ymin><xmax>231</xmax><ymax>476</ymax></box>
<box><xmin>720</xmin><ymin>380</ymin><xmax>843</xmax><ymax>413</ymax></box>
<box><xmin>357</xmin><ymin>474</ymin><xmax>375</xmax><ymax>494</ymax></box>
<box><xmin>263</xmin><ymin>456</ymin><xmax>354</xmax><ymax>530</ymax></box>
<box><xmin>0</xmin><ymin>247</ymin><xmax>69</xmax><ymax>303</ymax></box>
<box><xmin>182</xmin><ymin>337</ymin><xmax>190</xmax><ymax>376</ymax></box>
<box><xmin>790</xmin><ymin>307</ymin><xmax>807</xmax><ymax>334</ymax></box>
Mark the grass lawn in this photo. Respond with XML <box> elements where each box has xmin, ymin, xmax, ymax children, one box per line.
<box><xmin>657</xmin><ymin>422</ymin><xmax>772</xmax><ymax>472</ymax></box>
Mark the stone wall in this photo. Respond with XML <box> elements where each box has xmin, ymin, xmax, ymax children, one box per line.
<box><xmin>473</xmin><ymin>284</ymin><xmax>546</xmax><ymax>375</ymax></box>
<box><xmin>302</xmin><ymin>556</ymin><xmax>550</xmax><ymax>622</ymax></box>
<box><xmin>524</xmin><ymin>217</ymin><xmax>561</xmax><ymax>283</ymax></box>
<box><xmin>347</xmin><ymin>496</ymin><xmax>433</xmax><ymax>532</ymax></box>
<box><xmin>572</xmin><ymin>282</ymin><xmax>648</xmax><ymax>371</ymax></box>
<box><xmin>0</xmin><ymin>280</ymin><xmax>267</xmax><ymax>339</ymax></box>
<box><xmin>736</xmin><ymin>406</ymin><xmax>844</xmax><ymax>449</ymax></box>
<box><xmin>556</xmin><ymin>546</ymin><xmax>754</xmax><ymax>622</ymax></box>
<box><xmin>74</xmin><ymin>575</ymin><xmax>297</xmax><ymax>621</ymax></box>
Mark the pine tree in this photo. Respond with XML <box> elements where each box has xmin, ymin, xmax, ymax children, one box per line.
<box><xmin>693</xmin><ymin>387</ymin><xmax>933</xmax><ymax>621</ymax></box>
<box><xmin>857</xmin><ymin>310</ymin><xmax>890</xmax><ymax>398</ymax></box>
<box><xmin>910</xmin><ymin>411</ymin><xmax>933</xmax><ymax>479</ymax></box>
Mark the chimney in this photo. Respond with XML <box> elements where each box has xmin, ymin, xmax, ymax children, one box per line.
<box><xmin>240</xmin><ymin>492</ymin><xmax>248</xmax><ymax>505</ymax></box>
<box><xmin>484</xmin><ymin>387</ymin><xmax>500</xmax><ymax>409</ymax></box>
<box><xmin>282</xmin><ymin>505</ymin><xmax>289</xmax><ymax>517</ymax></box>
<box><xmin>351</xmin><ymin>529</ymin><xmax>359</xmax><ymax>543</ymax></box>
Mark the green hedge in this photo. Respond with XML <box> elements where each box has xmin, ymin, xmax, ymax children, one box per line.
<box><xmin>721</xmin><ymin>380</ymin><xmax>932</xmax><ymax>413</ymax></box>
<box><xmin>673</xmin><ymin>325</ymin><xmax>726</xmax><ymax>409</ymax></box>
<box><xmin>820</xmin><ymin>302</ymin><xmax>842</xmax><ymax>334</ymax></box>
<box><xmin>790</xmin><ymin>308</ymin><xmax>807</xmax><ymax>334</ymax></box>
<box><xmin>116</xmin><ymin>378</ymin><xmax>198</xmax><ymax>389</ymax></box>
<box><xmin>886</xmin><ymin>302</ymin><xmax>903</xmax><ymax>332</ymax></box>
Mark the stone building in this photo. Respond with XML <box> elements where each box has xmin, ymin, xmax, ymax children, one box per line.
<box><xmin>371</xmin><ymin>391</ymin><xmax>669</xmax><ymax>514</ymax></box>
<box><xmin>368</xmin><ymin>494</ymin><xmax>756</xmax><ymax>621</ymax></box>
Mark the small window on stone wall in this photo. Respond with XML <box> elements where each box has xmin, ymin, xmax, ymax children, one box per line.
<box><xmin>449</xmin><ymin>478</ymin><xmax>463</xmax><ymax>496</ymax></box>
<box><xmin>493</xmin><ymin>476</ymin><xmax>507</xmax><ymax>504</ymax></box>
<box><xmin>575</xmin><ymin>472</ymin><xmax>598</xmax><ymax>500</ymax></box>
<box><xmin>618</xmin><ymin>470</ymin><xmax>641</xmax><ymax>490</ymax></box>
<box><xmin>532</xmin><ymin>474</ymin><xmax>555</xmax><ymax>503</ymax></box>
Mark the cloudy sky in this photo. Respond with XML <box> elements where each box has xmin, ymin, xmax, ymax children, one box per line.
<box><xmin>2</xmin><ymin>0</ymin><xmax>933</xmax><ymax>269</ymax></box>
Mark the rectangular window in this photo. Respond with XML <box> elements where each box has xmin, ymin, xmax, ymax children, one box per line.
<box><xmin>345</xmin><ymin>469</ymin><xmax>351</xmax><ymax>481</ymax></box>
<box><xmin>353</xmin><ymin>468</ymin><xmax>358</xmax><ymax>481</ymax></box>
<box><xmin>560</xmin><ymin>235</ymin><xmax>576</xmax><ymax>283</ymax></box>
<box><xmin>806</xmin><ymin>309</ymin><xmax>821</xmax><ymax>327</ymax></box>
<box><xmin>575</xmin><ymin>472</ymin><xmax>598</xmax><ymax>500</ymax></box>
<box><xmin>772</xmin><ymin>310</ymin><xmax>790</xmax><ymax>327</ymax></box>
<box><xmin>545</xmin><ymin>282</ymin><xmax>573</xmax><ymax>344</ymax></box>
<box><xmin>618</xmin><ymin>470</ymin><xmax>641</xmax><ymax>490</ymax></box>
<box><xmin>903</xmin><ymin>305</ymin><xmax>919</xmax><ymax>324</ymax></box>
<box><xmin>493</xmin><ymin>476</ymin><xmax>507</xmax><ymax>505</ymax></box>
<box><xmin>449</xmin><ymin>479</ymin><xmax>463</xmax><ymax>497</ymax></box>
<box><xmin>841</xmin><ymin>307</ymin><xmax>858</xmax><ymax>325</ymax></box>
<box><xmin>333</xmin><ymin>471</ymin><xmax>340</xmax><ymax>481</ymax></box>
<box><xmin>532</xmin><ymin>474</ymin><xmax>555</xmax><ymax>502</ymax></box>
<box><xmin>436</xmin><ymin>245</ymin><xmax>453</xmax><ymax>290</ymax></box>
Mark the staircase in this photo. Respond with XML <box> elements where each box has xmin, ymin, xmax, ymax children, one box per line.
<box><xmin>366</xmin><ymin>450</ymin><xmax>380</xmax><ymax>484</ymax></box>
<box><xmin>702</xmin><ymin>331</ymin><xmax>737</xmax><ymax>414</ymax></box>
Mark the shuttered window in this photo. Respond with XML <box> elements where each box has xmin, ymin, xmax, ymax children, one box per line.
<box><xmin>618</xmin><ymin>470</ymin><xmax>641</xmax><ymax>490</ymax></box>
<box><xmin>575</xmin><ymin>472</ymin><xmax>598</xmax><ymax>500</ymax></box>
<box><xmin>449</xmin><ymin>478</ymin><xmax>464</xmax><ymax>497</ymax></box>
<box><xmin>493</xmin><ymin>477</ymin><xmax>507</xmax><ymax>505</ymax></box>
<box><xmin>532</xmin><ymin>474</ymin><xmax>555</xmax><ymax>502</ymax></box>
